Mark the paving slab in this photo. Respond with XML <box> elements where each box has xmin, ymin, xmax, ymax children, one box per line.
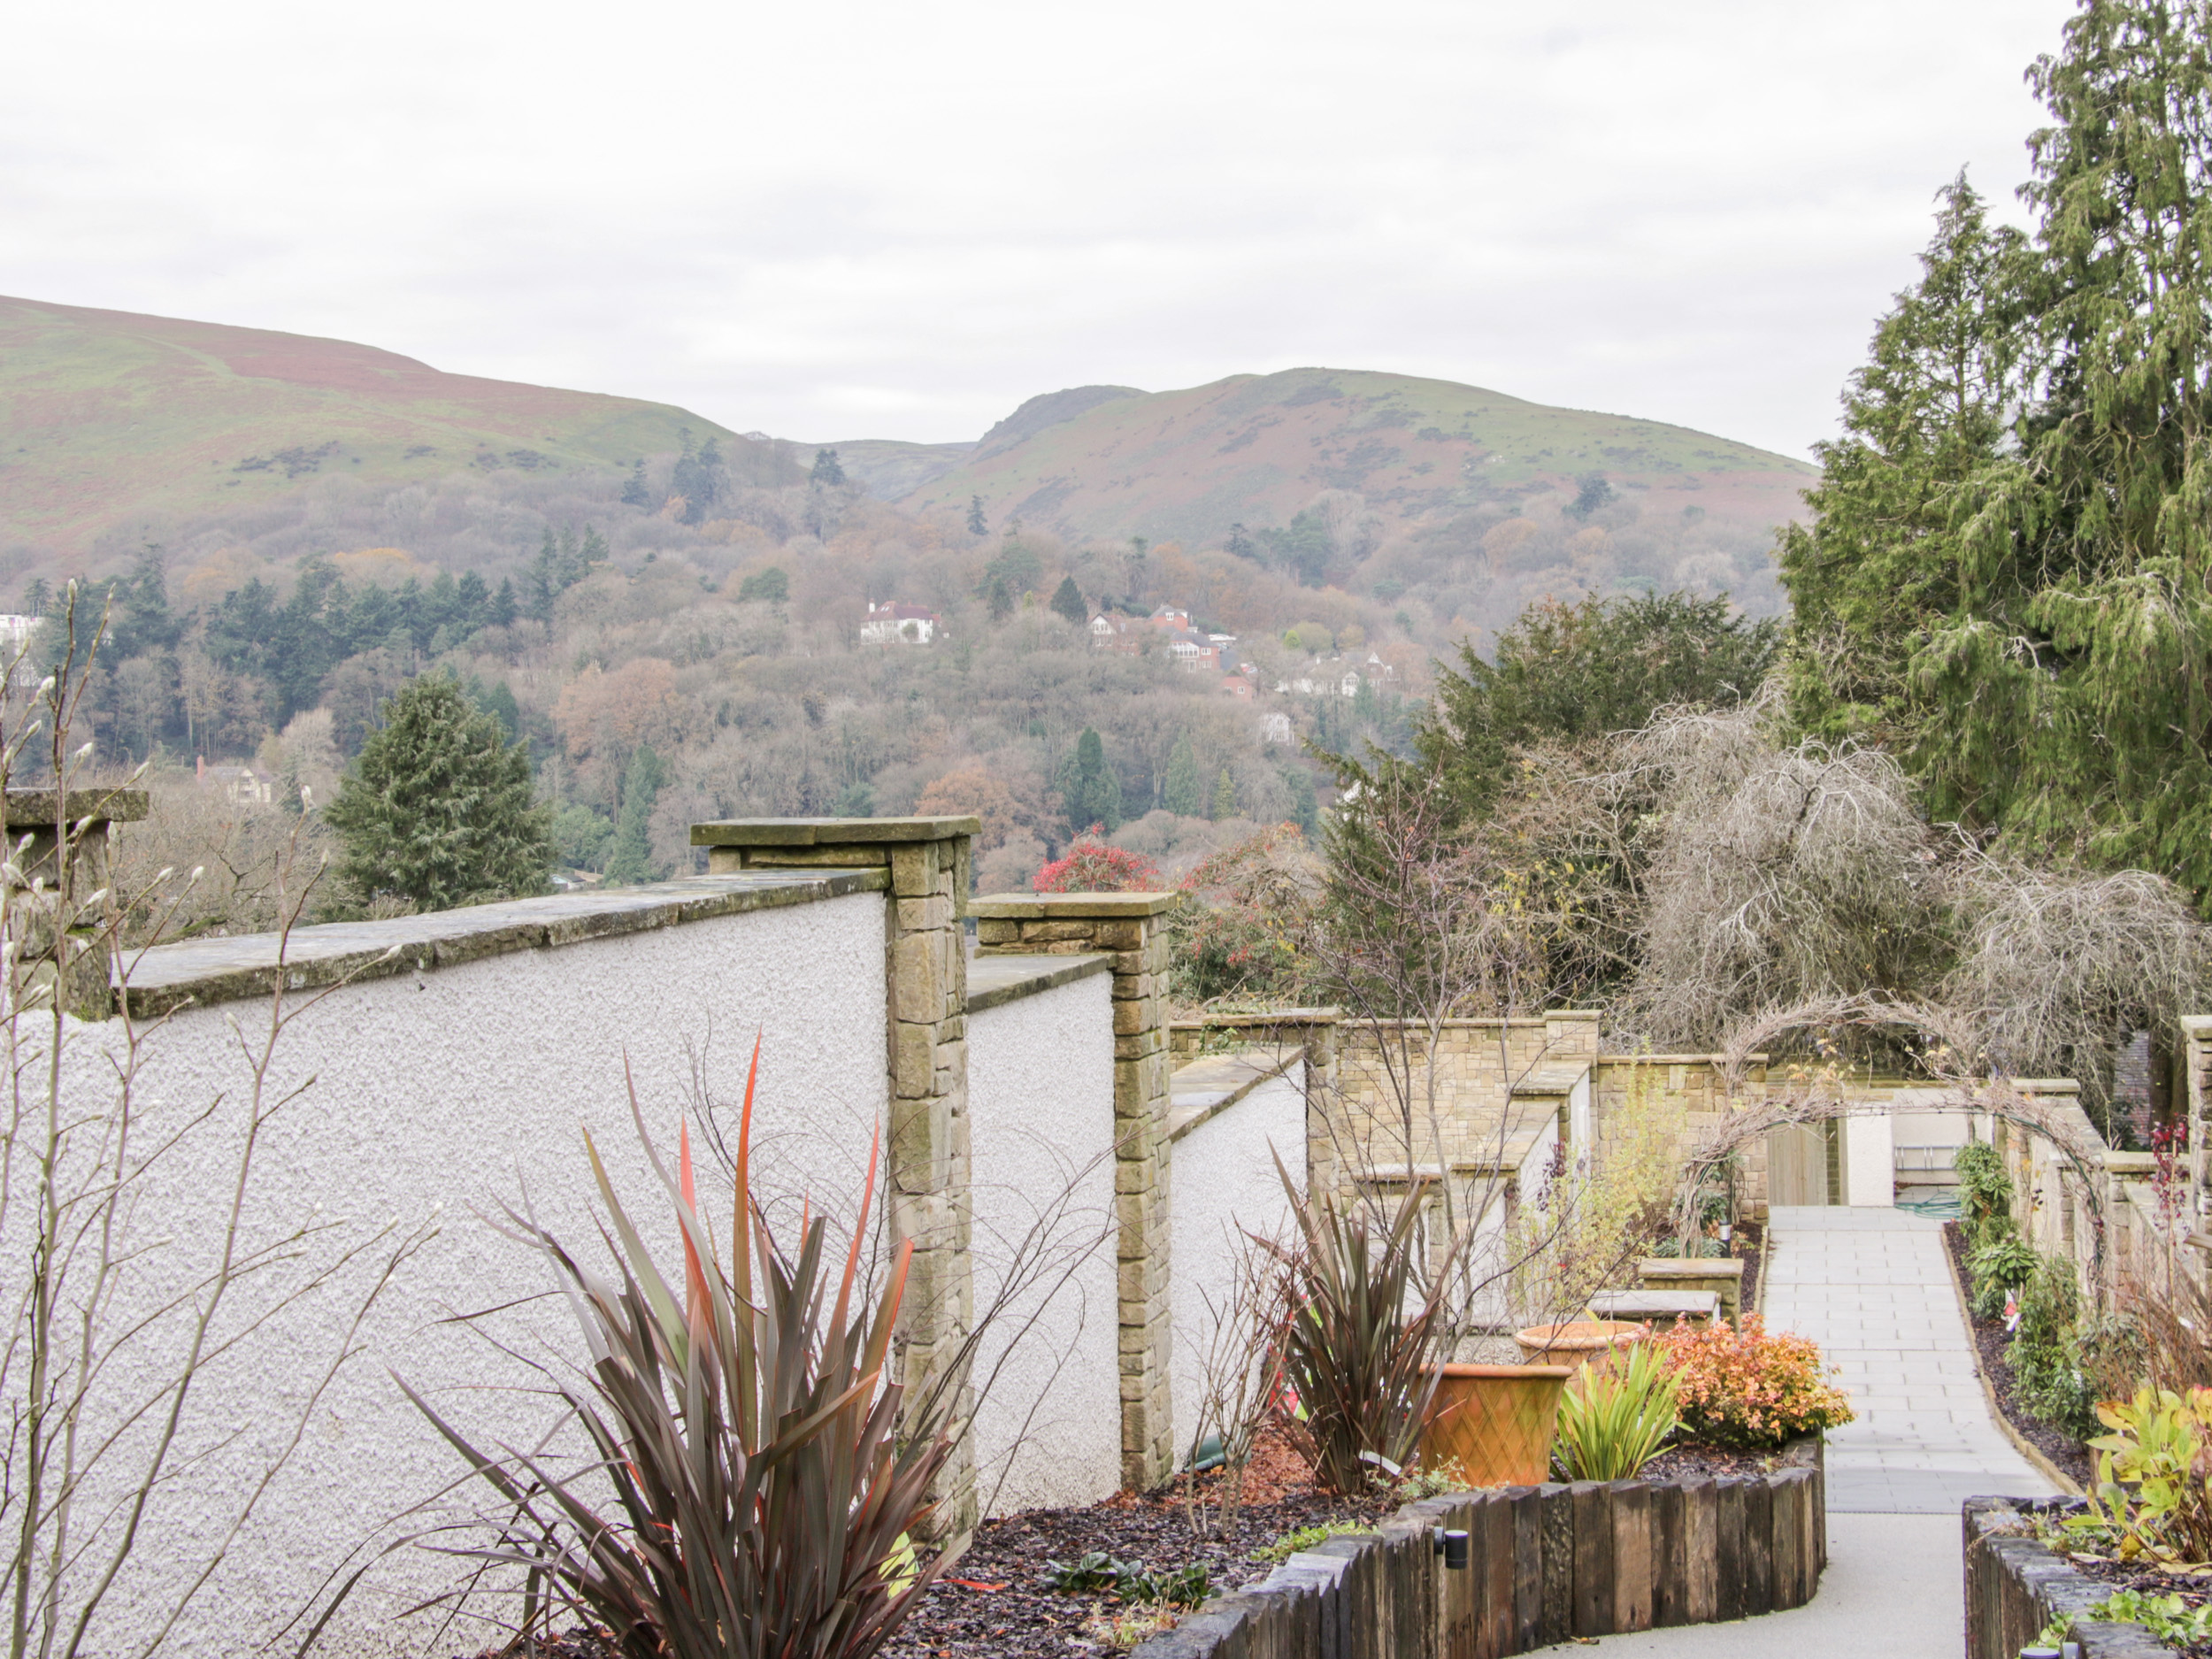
<box><xmin>1591</xmin><ymin>1210</ymin><xmax>2054</xmax><ymax>1655</ymax></box>
<box><xmin>1763</xmin><ymin>1204</ymin><xmax>2052</xmax><ymax>1514</ymax></box>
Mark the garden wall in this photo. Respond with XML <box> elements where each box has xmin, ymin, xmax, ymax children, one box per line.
<box><xmin>969</xmin><ymin>961</ymin><xmax>1123</xmax><ymax>1515</ymax></box>
<box><xmin>1134</xmin><ymin>1438</ymin><xmax>1826</xmax><ymax>1659</ymax></box>
<box><xmin>1166</xmin><ymin>1048</ymin><xmax>1307</xmax><ymax>1457</ymax></box>
<box><xmin>15</xmin><ymin>818</ymin><xmax>1339</xmax><ymax>1659</ymax></box>
<box><xmin>39</xmin><ymin>872</ymin><xmax>897</xmax><ymax>1659</ymax></box>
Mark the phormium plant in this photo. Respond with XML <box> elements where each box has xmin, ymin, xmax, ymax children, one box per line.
<box><xmin>403</xmin><ymin>1042</ymin><xmax>957</xmax><ymax>1659</ymax></box>
<box><xmin>1265</xmin><ymin>1154</ymin><xmax>1455</xmax><ymax>1495</ymax></box>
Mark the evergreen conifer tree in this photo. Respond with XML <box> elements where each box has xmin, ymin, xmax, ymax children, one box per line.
<box><xmin>1785</xmin><ymin>3</ymin><xmax>2212</xmax><ymax>902</ymax></box>
<box><xmin>967</xmin><ymin>495</ymin><xmax>988</xmax><ymax>536</ymax></box>
<box><xmin>620</xmin><ymin>460</ymin><xmax>652</xmax><ymax>508</ymax></box>
<box><xmin>603</xmin><ymin>744</ymin><xmax>668</xmax><ymax>885</ymax></box>
<box><xmin>490</xmin><ymin>577</ymin><xmax>518</xmax><ymax>629</ymax></box>
<box><xmin>1210</xmin><ymin>767</ymin><xmax>1239</xmax><ymax>821</ymax></box>
<box><xmin>1778</xmin><ymin>175</ymin><xmax>2023</xmax><ymax>757</ymax></box>
<box><xmin>324</xmin><ymin>674</ymin><xmax>554</xmax><ymax>910</ymax></box>
<box><xmin>1420</xmin><ymin>592</ymin><xmax>1780</xmax><ymax>820</ymax></box>
<box><xmin>810</xmin><ymin>448</ymin><xmax>847</xmax><ymax>488</ymax></box>
<box><xmin>1061</xmin><ymin>726</ymin><xmax>1120</xmax><ymax>833</ymax></box>
<box><xmin>1049</xmin><ymin>576</ymin><xmax>1087</xmax><ymax>626</ymax></box>
<box><xmin>1163</xmin><ymin>731</ymin><xmax>1202</xmax><ymax>816</ymax></box>
<box><xmin>987</xmin><ymin>574</ymin><xmax>1013</xmax><ymax>622</ymax></box>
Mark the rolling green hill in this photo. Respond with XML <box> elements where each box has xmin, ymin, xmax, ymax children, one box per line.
<box><xmin>879</xmin><ymin>367</ymin><xmax>1813</xmax><ymax>549</ymax></box>
<box><xmin>0</xmin><ymin>296</ymin><xmax>748</xmax><ymax>557</ymax></box>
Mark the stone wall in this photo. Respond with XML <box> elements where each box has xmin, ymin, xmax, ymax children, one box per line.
<box><xmin>20</xmin><ymin>816</ymin><xmax>1291</xmax><ymax>1659</ymax></box>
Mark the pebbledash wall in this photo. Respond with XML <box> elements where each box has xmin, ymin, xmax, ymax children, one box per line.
<box><xmin>12</xmin><ymin>816</ymin><xmax>1321</xmax><ymax>1659</ymax></box>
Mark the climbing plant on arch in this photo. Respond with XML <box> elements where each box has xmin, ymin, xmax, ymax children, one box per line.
<box><xmin>1662</xmin><ymin>994</ymin><xmax>2116</xmax><ymax>1292</ymax></box>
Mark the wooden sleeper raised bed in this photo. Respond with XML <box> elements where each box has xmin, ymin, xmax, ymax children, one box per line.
<box><xmin>1133</xmin><ymin>1436</ymin><xmax>1825</xmax><ymax>1658</ymax></box>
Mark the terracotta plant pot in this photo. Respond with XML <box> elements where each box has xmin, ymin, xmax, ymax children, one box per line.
<box><xmin>1512</xmin><ymin>1319</ymin><xmax>1646</xmax><ymax>1365</ymax></box>
<box><xmin>1422</xmin><ymin>1363</ymin><xmax>1574</xmax><ymax>1487</ymax></box>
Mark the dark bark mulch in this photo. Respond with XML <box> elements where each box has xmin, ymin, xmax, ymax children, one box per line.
<box><xmin>1943</xmin><ymin>1221</ymin><xmax>2096</xmax><ymax>1488</ymax></box>
<box><xmin>1735</xmin><ymin>1221</ymin><xmax>1764</xmax><ymax>1317</ymax></box>
<box><xmin>1638</xmin><ymin>1442</ymin><xmax>1790</xmax><ymax>1480</ymax></box>
<box><xmin>885</xmin><ymin>1432</ymin><xmax>1398</xmax><ymax>1657</ymax></box>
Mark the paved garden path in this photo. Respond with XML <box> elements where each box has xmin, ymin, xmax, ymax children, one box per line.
<box><xmin>1593</xmin><ymin>1205</ymin><xmax>2054</xmax><ymax>1657</ymax></box>
<box><xmin>1763</xmin><ymin>1203</ymin><xmax>2052</xmax><ymax>1515</ymax></box>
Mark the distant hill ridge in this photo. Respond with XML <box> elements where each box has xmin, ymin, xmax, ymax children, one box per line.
<box><xmin>0</xmin><ymin>296</ymin><xmax>1809</xmax><ymax>568</ymax></box>
<box><xmin>0</xmin><ymin>295</ymin><xmax>753</xmax><ymax>557</ymax></box>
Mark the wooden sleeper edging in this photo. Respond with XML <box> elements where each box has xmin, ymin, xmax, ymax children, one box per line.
<box><xmin>1131</xmin><ymin>1438</ymin><xmax>1826</xmax><ymax>1659</ymax></box>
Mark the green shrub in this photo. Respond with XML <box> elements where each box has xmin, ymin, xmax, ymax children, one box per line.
<box><xmin>1954</xmin><ymin>1141</ymin><xmax>2010</xmax><ymax>1249</ymax></box>
<box><xmin>1968</xmin><ymin>1229</ymin><xmax>2038</xmax><ymax>1320</ymax></box>
<box><xmin>2008</xmin><ymin>1255</ymin><xmax>2094</xmax><ymax>1437</ymax></box>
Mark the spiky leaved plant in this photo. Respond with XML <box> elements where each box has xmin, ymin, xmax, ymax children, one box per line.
<box><xmin>1266</xmin><ymin>1154</ymin><xmax>1455</xmax><ymax>1495</ymax></box>
<box><xmin>404</xmin><ymin>1043</ymin><xmax>956</xmax><ymax>1659</ymax></box>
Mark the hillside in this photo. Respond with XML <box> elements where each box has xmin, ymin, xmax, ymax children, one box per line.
<box><xmin>0</xmin><ymin>296</ymin><xmax>761</xmax><ymax>559</ymax></box>
<box><xmin>870</xmin><ymin>367</ymin><xmax>1813</xmax><ymax>554</ymax></box>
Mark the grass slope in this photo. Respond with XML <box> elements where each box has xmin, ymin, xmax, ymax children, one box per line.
<box><xmin>0</xmin><ymin>296</ymin><xmax>739</xmax><ymax>557</ymax></box>
<box><xmin>899</xmin><ymin>367</ymin><xmax>1815</xmax><ymax>546</ymax></box>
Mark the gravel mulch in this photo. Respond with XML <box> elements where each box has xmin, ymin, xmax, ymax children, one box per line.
<box><xmin>1942</xmin><ymin>1221</ymin><xmax>2095</xmax><ymax>1488</ymax></box>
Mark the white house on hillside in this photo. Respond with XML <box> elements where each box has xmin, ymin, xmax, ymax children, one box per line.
<box><xmin>861</xmin><ymin>602</ymin><xmax>940</xmax><ymax>645</ymax></box>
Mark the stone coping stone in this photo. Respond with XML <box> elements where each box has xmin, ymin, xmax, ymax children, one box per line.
<box><xmin>1170</xmin><ymin>1007</ymin><xmax>1342</xmax><ymax>1028</ymax></box>
<box><xmin>1638</xmin><ymin>1257</ymin><xmax>1745</xmax><ymax>1284</ymax></box>
<box><xmin>1589</xmin><ymin>1289</ymin><xmax>1721</xmax><ymax>1320</ymax></box>
<box><xmin>966</xmin><ymin>951</ymin><xmax>1110</xmax><ymax>1013</ymax></box>
<box><xmin>114</xmin><ymin>868</ymin><xmax>889</xmax><ymax>1018</ymax></box>
<box><xmin>1510</xmin><ymin>1062</ymin><xmax>1590</xmax><ymax>1095</ymax></box>
<box><xmin>970</xmin><ymin>891</ymin><xmax>1182</xmax><ymax>918</ymax></box>
<box><xmin>4</xmin><ymin>787</ymin><xmax>150</xmax><ymax>826</ymax></box>
<box><xmin>1167</xmin><ymin>1048</ymin><xmax>1298</xmax><ymax>1141</ymax></box>
<box><xmin>690</xmin><ymin>815</ymin><xmax>980</xmax><ymax>846</ymax></box>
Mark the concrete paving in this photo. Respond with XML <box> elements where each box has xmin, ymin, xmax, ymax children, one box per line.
<box><xmin>1589</xmin><ymin>1206</ymin><xmax>2055</xmax><ymax>1655</ymax></box>
<box><xmin>1763</xmin><ymin>1204</ymin><xmax>2053</xmax><ymax>1515</ymax></box>
<box><xmin>1590</xmin><ymin>1513</ymin><xmax>1965</xmax><ymax>1658</ymax></box>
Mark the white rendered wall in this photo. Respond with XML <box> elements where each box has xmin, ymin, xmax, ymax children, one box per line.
<box><xmin>12</xmin><ymin>889</ymin><xmax>888</xmax><ymax>1659</ymax></box>
<box><xmin>1845</xmin><ymin>1112</ymin><xmax>1897</xmax><ymax>1206</ymax></box>
<box><xmin>1168</xmin><ymin>1071</ymin><xmax>1306</xmax><ymax>1466</ymax></box>
<box><xmin>966</xmin><ymin>975</ymin><xmax>1121</xmax><ymax>1515</ymax></box>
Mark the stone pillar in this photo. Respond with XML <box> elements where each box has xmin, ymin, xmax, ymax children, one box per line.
<box><xmin>969</xmin><ymin>890</ymin><xmax>1180</xmax><ymax>1490</ymax></box>
<box><xmin>690</xmin><ymin>815</ymin><xmax>980</xmax><ymax>1534</ymax></box>
<box><xmin>5</xmin><ymin>787</ymin><xmax>149</xmax><ymax>1021</ymax></box>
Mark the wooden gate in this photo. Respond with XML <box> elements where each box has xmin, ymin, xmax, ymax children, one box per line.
<box><xmin>1766</xmin><ymin>1119</ymin><xmax>1840</xmax><ymax>1206</ymax></box>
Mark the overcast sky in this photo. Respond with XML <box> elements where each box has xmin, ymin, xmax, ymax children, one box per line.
<box><xmin>3</xmin><ymin>0</ymin><xmax>2078</xmax><ymax>460</ymax></box>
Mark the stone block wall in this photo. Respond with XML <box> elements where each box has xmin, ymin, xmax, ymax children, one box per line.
<box><xmin>695</xmin><ymin>815</ymin><xmax>983</xmax><ymax>1532</ymax></box>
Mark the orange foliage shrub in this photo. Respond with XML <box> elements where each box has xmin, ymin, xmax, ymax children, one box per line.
<box><xmin>1657</xmin><ymin>1314</ymin><xmax>1855</xmax><ymax>1448</ymax></box>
